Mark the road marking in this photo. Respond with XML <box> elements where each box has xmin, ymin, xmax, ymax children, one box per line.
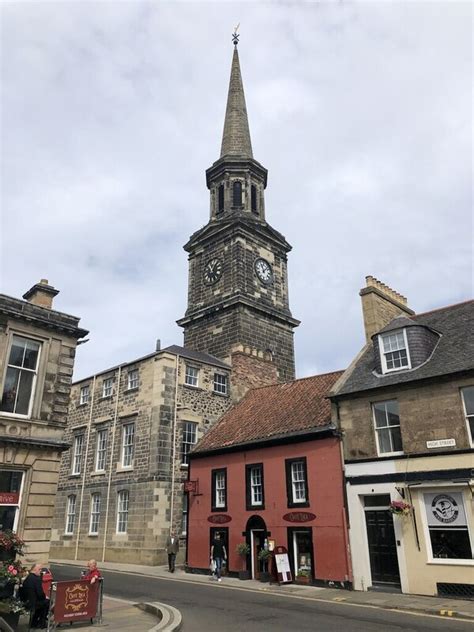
<box><xmin>51</xmin><ymin>564</ymin><xmax>471</xmax><ymax>624</ymax></box>
<box><xmin>440</xmin><ymin>610</ymin><xmax>455</xmax><ymax>617</ymax></box>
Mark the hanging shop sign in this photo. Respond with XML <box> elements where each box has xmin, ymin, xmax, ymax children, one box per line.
<box><xmin>207</xmin><ymin>514</ymin><xmax>231</xmax><ymax>524</ymax></box>
<box><xmin>274</xmin><ymin>545</ymin><xmax>292</xmax><ymax>584</ymax></box>
<box><xmin>283</xmin><ymin>512</ymin><xmax>316</xmax><ymax>523</ymax></box>
<box><xmin>424</xmin><ymin>492</ymin><xmax>467</xmax><ymax>527</ymax></box>
<box><xmin>184</xmin><ymin>480</ymin><xmax>198</xmax><ymax>493</ymax></box>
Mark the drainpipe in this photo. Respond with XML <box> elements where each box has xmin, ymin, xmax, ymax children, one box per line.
<box><xmin>101</xmin><ymin>366</ymin><xmax>122</xmax><ymax>563</ymax></box>
<box><xmin>169</xmin><ymin>354</ymin><xmax>180</xmax><ymax>535</ymax></box>
<box><xmin>74</xmin><ymin>375</ymin><xmax>96</xmax><ymax>561</ymax></box>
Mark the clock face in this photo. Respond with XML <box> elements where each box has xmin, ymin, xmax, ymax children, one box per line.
<box><xmin>255</xmin><ymin>258</ymin><xmax>273</xmax><ymax>284</ymax></box>
<box><xmin>203</xmin><ymin>258</ymin><xmax>223</xmax><ymax>285</ymax></box>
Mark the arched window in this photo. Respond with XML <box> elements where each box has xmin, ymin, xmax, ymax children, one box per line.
<box><xmin>217</xmin><ymin>185</ymin><xmax>224</xmax><ymax>214</ymax></box>
<box><xmin>233</xmin><ymin>181</ymin><xmax>242</xmax><ymax>207</ymax></box>
<box><xmin>251</xmin><ymin>185</ymin><xmax>258</xmax><ymax>213</ymax></box>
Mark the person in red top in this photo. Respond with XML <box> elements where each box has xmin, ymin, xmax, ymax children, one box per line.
<box><xmin>83</xmin><ymin>559</ymin><xmax>101</xmax><ymax>584</ymax></box>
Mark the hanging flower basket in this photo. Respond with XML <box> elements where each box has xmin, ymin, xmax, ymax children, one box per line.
<box><xmin>389</xmin><ymin>500</ymin><xmax>412</xmax><ymax>516</ymax></box>
<box><xmin>0</xmin><ymin>531</ymin><xmax>26</xmax><ymax>557</ymax></box>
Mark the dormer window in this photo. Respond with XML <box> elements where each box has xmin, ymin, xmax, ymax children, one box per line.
<box><xmin>232</xmin><ymin>181</ymin><xmax>242</xmax><ymax>207</ymax></box>
<box><xmin>379</xmin><ymin>329</ymin><xmax>411</xmax><ymax>373</ymax></box>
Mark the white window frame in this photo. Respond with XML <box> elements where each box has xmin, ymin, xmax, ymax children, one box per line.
<box><xmin>0</xmin><ymin>470</ymin><xmax>24</xmax><ymax>533</ymax></box>
<box><xmin>250</xmin><ymin>466</ymin><xmax>263</xmax><ymax>506</ymax></box>
<box><xmin>127</xmin><ymin>369</ymin><xmax>139</xmax><ymax>390</ymax></box>
<box><xmin>95</xmin><ymin>428</ymin><xmax>108</xmax><ymax>472</ymax></box>
<box><xmin>0</xmin><ymin>334</ymin><xmax>42</xmax><ymax>419</ymax></box>
<box><xmin>213</xmin><ymin>373</ymin><xmax>228</xmax><ymax>395</ymax></box>
<box><xmin>121</xmin><ymin>423</ymin><xmax>135</xmax><ymax>468</ymax></box>
<box><xmin>116</xmin><ymin>490</ymin><xmax>129</xmax><ymax>534</ymax></box>
<box><xmin>89</xmin><ymin>493</ymin><xmax>101</xmax><ymax>535</ymax></box>
<box><xmin>102</xmin><ymin>377</ymin><xmax>113</xmax><ymax>398</ymax></box>
<box><xmin>79</xmin><ymin>385</ymin><xmax>90</xmax><ymax>406</ymax></box>
<box><xmin>291</xmin><ymin>461</ymin><xmax>307</xmax><ymax>503</ymax></box>
<box><xmin>460</xmin><ymin>386</ymin><xmax>474</xmax><ymax>447</ymax></box>
<box><xmin>379</xmin><ymin>329</ymin><xmax>411</xmax><ymax>373</ymax></box>
<box><xmin>72</xmin><ymin>434</ymin><xmax>84</xmax><ymax>475</ymax></box>
<box><xmin>215</xmin><ymin>472</ymin><xmax>226</xmax><ymax>509</ymax></box>
<box><xmin>181</xmin><ymin>421</ymin><xmax>198</xmax><ymax>465</ymax></box>
<box><xmin>65</xmin><ymin>494</ymin><xmax>76</xmax><ymax>535</ymax></box>
<box><xmin>185</xmin><ymin>365</ymin><xmax>199</xmax><ymax>388</ymax></box>
<box><xmin>372</xmin><ymin>400</ymin><xmax>404</xmax><ymax>456</ymax></box>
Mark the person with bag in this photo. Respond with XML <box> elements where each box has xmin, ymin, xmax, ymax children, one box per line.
<box><xmin>210</xmin><ymin>532</ymin><xmax>227</xmax><ymax>582</ymax></box>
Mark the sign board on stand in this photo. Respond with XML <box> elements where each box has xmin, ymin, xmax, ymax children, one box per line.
<box><xmin>273</xmin><ymin>545</ymin><xmax>293</xmax><ymax>584</ymax></box>
<box><xmin>49</xmin><ymin>579</ymin><xmax>103</xmax><ymax>627</ymax></box>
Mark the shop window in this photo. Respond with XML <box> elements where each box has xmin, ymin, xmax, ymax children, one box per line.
<box><xmin>116</xmin><ymin>490</ymin><xmax>129</xmax><ymax>534</ymax></box>
<box><xmin>181</xmin><ymin>421</ymin><xmax>197</xmax><ymax>465</ymax></box>
<box><xmin>121</xmin><ymin>423</ymin><xmax>135</xmax><ymax>468</ymax></box>
<box><xmin>72</xmin><ymin>434</ymin><xmax>84</xmax><ymax>475</ymax></box>
<box><xmin>290</xmin><ymin>528</ymin><xmax>313</xmax><ymax>579</ymax></box>
<box><xmin>285</xmin><ymin>458</ymin><xmax>309</xmax><ymax>508</ymax></box>
<box><xmin>65</xmin><ymin>495</ymin><xmax>76</xmax><ymax>535</ymax></box>
<box><xmin>0</xmin><ymin>335</ymin><xmax>41</xmax><ymax>417</ymax></box>
<box><xmin>79</xmin><ymin>385</ymin><xmax>90</xmax><ymax>405</ymax></box>
<box><xmin>185</xmin><ymin>365</ymin><xmax>199</xmax><ymax>388</ymax></box>
<box><xmin>424</xmin><ymin>492</ymin><xmax>473</xmax><ymax>560</ymax></box>
<box><xmin>372</xmin><ymin>400</ymin><xmax>403</xmax><ymax>455</ymax></box>
<box><xmin>0</xmin><ymin>470</ymin><xmax>23</xmax><ymax>532</ymax></box>
<box><xmin>461</xmin><ymin>386</ymin><xmax>474</xmax><ymax>445</ymax></box>
<box><xmin>95</xmin><ymin>428</ymin><xmax>108</xmax><ymax>472</ymax></box>
<box><xmin>211</xmin><ymin>468</ymin><xmax>227</xmax><ymax>511</ymax></box>
<box><xmin>246</xmin><ymin>463</ymin><xmax>264</xmax><ymax>509</ymax></box>
<box><xmin>89</xmin><ymin>493</ymin><xmax>101</xmax><ymax>535</ymax></box>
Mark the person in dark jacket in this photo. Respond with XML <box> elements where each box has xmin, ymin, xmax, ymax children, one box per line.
<box><xmin>20</xmin><ymin>563</ymin><xmax>49</xmax><ymax>629</ymax></box>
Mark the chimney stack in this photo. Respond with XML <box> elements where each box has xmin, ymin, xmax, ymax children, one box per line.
<box><xmin>23</xmin><ymin>279</ymin><xmax>59</xmax><ymax>310</ymax></box>
<box><xmin>359</xmin><ymin>276</ymin><xmax>414</xmax><ymax>342</ymax></box>
<box><xmin>155</xmin><ymin>339</ymin><xmax>161</xmax><ymax>352</ymax></box>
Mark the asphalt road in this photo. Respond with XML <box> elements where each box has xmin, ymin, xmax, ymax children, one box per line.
<box><xmin>51</xmin><ymin>564</ymin><xmax>471</xmax><ymax>632</ymax></box>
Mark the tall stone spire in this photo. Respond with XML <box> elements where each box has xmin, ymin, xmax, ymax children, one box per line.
<box><xmin>220</xmin><ymin>39</ymin><xmax>253</xmax><ymax>159</ymax></box>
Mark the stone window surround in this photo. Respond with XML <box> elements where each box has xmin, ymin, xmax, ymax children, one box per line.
<box><xmin>126</xmin><ymin>369</ymin><xmax>139</xmax><ymax>391</ymax></box>
<box><xmin>378</xmin><ymin>328</ymin><xmax>412</xmax><ymax>374</ymax></box>
<box><xmin>101</xmin><ymin>377</ymin><xmax>114</xmax><ymax>399</ymax></box>
<box><xmin>213</xmin><ymin>372</ymin><xmax>228</xmax><ymax>396</ymax></box>
<box><xmin>372</xmin><ymin>399</ymin><xmax>404</xmax><ymax>457</ymax></box>
<box><xmin>119</xmin><ymin>422</ymin><xmax>135</xmax><ymax>470</ymax></box>
<box><xmin>79</xmin><ymin>384</ymin><xmax>90</xmax><ymax>406</ymax></box>
<box><xmin>65</xmin><ymin>494</ymin><xmax>76</xmax><ymax>535</ymax></box>
<box><xmin>89</xmin><ymin>492</ymin><xmax>101</xmax><ymax>535</ymax></box>
<box><xmin>116</xmin><ymin>489</ymin><xmax>129</xmax><ymax>534</ymax></box>
<box><xmin>184</xmin><ymin>365</ymin><xmax>199</xmax><ymax>388</ymax></box>
<box><xmin>181</xmin><ymin>421</ymin><xmax>198</xmax><ymax>466</ymax></box>
<box><xmin>0</xmin><ymin>331</ymin><xmax>44</xmax><ymax>420</ymax></box>
<box><xmin>71</xmin><ymin>433</ymin><xmax>84</xmax><ymax>476</ymax></box>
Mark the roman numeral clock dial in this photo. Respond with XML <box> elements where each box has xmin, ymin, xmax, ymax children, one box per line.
<box><xmin>203</xmin><ymin>258</ymin><xmax>223</xmax><ymax>285</ymax></box>
<box><xmin>255</xmin><ymin>258</ymin><xmax>273</xmax><ymax>284</ymax></box>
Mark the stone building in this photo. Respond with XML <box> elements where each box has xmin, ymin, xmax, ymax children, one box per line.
<box><xmin>330</xmin><ymin>277</ymin><xmax>474</xmax><ymax>597</ymax></box>
<box><xmin>49</xmin><ymin>345</ymin><xmax>231</xmax><ymax>564</ymax></box>
<box><xmin>0</xmin><ymin>279</ymin><xmax>87</xmax><ymax>563</ymax></box>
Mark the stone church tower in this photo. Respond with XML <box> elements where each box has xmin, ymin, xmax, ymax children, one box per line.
<box><xmin>178</xmin><ymin>36</ymin><xmax>299</xmax><ymax>384</ymax></box>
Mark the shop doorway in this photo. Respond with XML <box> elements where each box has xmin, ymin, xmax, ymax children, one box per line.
<box><xmin>245</xmin><ymin>515</ymin><xmax>267</xmax><ymax>580</ymax></box>
<box><xmin>364</xmin><ymin>495</ymin><xmax>400</xmax><ymax>586</ymax></box>
<box><xmin>288</xmin><ymin>528</ymin><xmax>314</xmax><ymax>580</ymax></box>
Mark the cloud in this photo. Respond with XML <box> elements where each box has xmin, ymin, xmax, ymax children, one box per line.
<box><xmin>1</xmin><ymin>1</ymin><xmax>471</xmax><ymax>381</ymax></box>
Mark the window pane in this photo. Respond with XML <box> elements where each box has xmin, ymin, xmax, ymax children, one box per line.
<box><xmin>23</xmin><ymin>340</ymin><xmax>40</xmax><ymax>370</ymax></box>
<box><xmin>15</xmin><ymin>371</ymin><xmax>34</xmax><ymax>415</ymax></box>
<box><xmin>373</xmin><ymin>403</ymin><xmax>388</xmax><ymax>428</ymax></box>
<box><xmin>430</xmin><ymin>528</ymin><xmax>472</xmax><ymax>560</ymax></box>
<box><xmin>9</xmin><ymin>340</ymin><xmax>25</xmax><ymax>368</ymax></box>
<box><xmin>0</xmin><ymin>368</ymin><xmax>20</xmax><ymax>413</ymax></box>
<box><xmin>469</xmin><ymin>418</ymin><xmax>474</xmax><ymax>442</ymax></box>
<box><xmin>391</xmin><ymin>426</ymin><xmax>403</xmax><ymax>452</ymax></box>
<box><xmin>377</xmin><ymin>428</ymin><xmax>392</xmax><ymax>453</ymax></box>
<box><xmin>462</xmin><ymin>386</ymin><xmax>474</xmax><ymax>415</ymax></box>
<box><xmin>386</xmin><ymin>401</ymin><xmax>400</xmax><ymax>425</ymax></box>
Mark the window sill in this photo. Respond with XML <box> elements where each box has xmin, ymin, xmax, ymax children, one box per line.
<box><xmin>91</xmin><ymin>471</ymin><xmax>106</xmax><ymax>477</ymax></box>
<box><xmin>183</xmin><ymin>384</ymin><xmax>201</xmax><ymax>390</ymax></box>
<box><xmin>116</xmin><ymin>465</ymin><xmax>134</xmax><ymax>473</ymax></box>
<box><xmin>0</xmin><ymin>411</ymin><xmax>31</xmax><ymax>420</ymax></box>
<box><xmin>427</xmin><ymin>559</ymin><xmax>474</xmax><ymax>567</ymax></box>
<box><xmin>69</xmin><ymin>473</ymin><xmax>81</xmax><ymax>478</ymax></box>
<box><xmin>88</xmin><ymin>533</ymin><xmax>99</xmax><ymax>538</ymax></box>
<box><xmin>77</xmin><ymin>402</ymin><xmax>89</xmax><ymax>408</ymax></box>
<box><xmin>124</xmin><ymin>387</ymin><xmax>139</xmax><ymax>393</ymax></box>
<box><xmin>180</xmin><ymin>463</ymin><xmax>189</xmax><ymax>469</ymax></box>
<box><xmin>211</xmin><ymin>507</ymin><xmax>228</xmax><ymax>513</ymax></box>
<box><xmin>99</xmin><ymin>395</ymin><xmax>113</xmax><ymax>401</ymax></box>
<box><xmin>287</xmin><ymin>502</ymin><xmax>310</xmax><ymax>509</ymax></box>
<box><xmin>213</xmin><ymin>391</ymin><xmax>229</xmax><ymax>398</ymax></box>
<box><xmin>377</xmin><ymin>451</ymin><xmax>404</xmax><ymax>458</ymax></box>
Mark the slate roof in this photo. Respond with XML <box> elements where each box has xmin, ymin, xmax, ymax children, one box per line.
<box><xmin>334</xmin><ymin>300</ymin><xmax>474</xmax><ymax>397</ymax></box>
<box><xmin>161</xmin><ymin>345</ymin><xmax>230</xmax><ymax>370</ymax></box>
<box><xmin>192</xmin><ymin>370</ymin><xmax>343</xmax><ymax>454</ymax></box>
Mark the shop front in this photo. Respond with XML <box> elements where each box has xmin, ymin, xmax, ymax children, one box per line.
<box><xmin>0</xmin><ymin>470</ymin><xmax>24</xmax><ymax>531</ymax></box>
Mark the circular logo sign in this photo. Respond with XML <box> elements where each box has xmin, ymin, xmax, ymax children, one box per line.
<box><xmin>431</xmin><ymin>494</ymin><xmax>459</xmax><ymax>524</ymax></box>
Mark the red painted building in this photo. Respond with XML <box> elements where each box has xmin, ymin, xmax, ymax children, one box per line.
<box><xmin>186</xmin><ymin>372</ymin><xmax>352</xmax><ymax>587</ymax></box>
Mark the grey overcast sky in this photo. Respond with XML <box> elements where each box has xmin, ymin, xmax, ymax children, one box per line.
<box><xmin>1</xmin><ymin>1</ymin><xmax>472</xmax><ymax>381</ymax></box>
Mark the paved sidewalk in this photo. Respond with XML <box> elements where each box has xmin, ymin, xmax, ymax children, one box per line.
<box><xmin>51</xmin><ymin>558</ymin><xmax>474</xmax><ymax>621</ymax></box>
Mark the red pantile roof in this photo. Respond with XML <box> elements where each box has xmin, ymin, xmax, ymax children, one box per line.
<box><xmin>193</xmin><ymin>370</ymin><xmax>344</xmax><ymax>453</ymax></box>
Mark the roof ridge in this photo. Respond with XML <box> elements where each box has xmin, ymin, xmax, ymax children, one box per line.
<box><xmin>244</xmin><ymin>369</ymin><xmax>345</xmax><ymax>393</ymax></box>
<box><xmin>413</xmin><ymin>299</ymin><xmax>473</xmax><ymax>319</ymax></box>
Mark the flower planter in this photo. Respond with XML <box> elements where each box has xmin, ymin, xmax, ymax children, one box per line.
<box><xmin>238</xmin><ymin>570</ymin><xmax>251</xmax><ymax>580</ymax></box>
<box><xmin>259</xmin><ymin>571</ymin><xmax>271</xmax><ymax>583</ymax></box>
<box><xmin>296</xmin><ymin>575</ymin><xmax>310</xmax><ymax>585</ymax></box>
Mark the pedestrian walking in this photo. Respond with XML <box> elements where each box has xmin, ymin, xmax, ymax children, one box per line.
<box><xmin>210</xmin><ymin>532</ymin><xmax>227</xmax><ymax>582</ymax></box>
<box><xmin>166</xmin><ymin>531</ymin><xmax>179</xmax><ymax>573</ymax></box>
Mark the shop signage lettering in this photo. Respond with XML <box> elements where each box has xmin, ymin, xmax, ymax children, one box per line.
<box><xmin>0</xmin><ymin>493</ymin><xmax>19</xmax><ymax>504</ymax></box>
<box><xmin>426</xmin><ymin>438</ymin><xmax>456</xmax><ymax>449</ymax></box>
<box><xmin>424</xmin><ymin>492</ymin><xmax>467</xmax><ymax>527</ymax></box>
<box><xmin>54</xmin><ymin>580</ymin><xmax>99</xmax><ymax>624</ymax></box>
<box><xmin>283</xmin><ymin>512</ymin><xmax>316</xmax><ymax>523</ymax></box>
<box><xmin>207</xmin><ymin>514</ymin><xmax>231</xmax><ymax>524</ymax></box>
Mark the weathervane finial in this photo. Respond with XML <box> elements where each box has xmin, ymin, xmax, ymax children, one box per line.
<box><xmin>232</xmin><ymin>23</ymin><xmax>240</xmax><ymax>46</ymax></box>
